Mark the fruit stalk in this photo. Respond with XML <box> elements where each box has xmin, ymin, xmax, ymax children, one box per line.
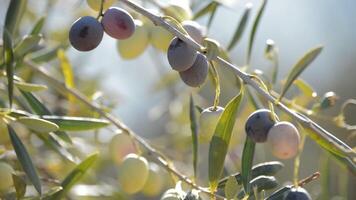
<box><xmin>120</xmin><ymin>0</ymin><xmax>354</xmax><ymax>160</ymax></box>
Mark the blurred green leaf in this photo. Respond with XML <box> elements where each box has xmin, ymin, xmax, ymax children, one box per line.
<box><xmin>42</xmin><ymin>116</ymin><xmax>110</xmax><ymax>132</ymax></box>
<box><xmin>264</xmin><ymin>39</ymin><xmax>279</xmax><ymax>85</ymax></box>
<box><xmin>8</xmin><ymin>124</ymin><xmax>42</xmax><ymax>194</ymax></box>
<box><xmin>218</xmin><ymin>161</ymin><xmax>284</xmax><ymax>188</ymax></box>
<box><xmin>225</xmin><ymin>176</ymin><xmax>239</xmax><ymax>199</ymax></box>
<box><xmin>41</xmin><ymin>186</ymin><xmax>63</xmax><ymax>200</ymax></box>
<box><xmin>12</xmin><ymin>173</ymin><xmax>27</xmax><ymax>199</ymax></box>
<box><xmin>30</xmin><ymin>17</ymin><xmax>46</xmax><ymax>35</ymax></box>
<box><xmin>5</xmin><ymin>0</ymin><xmax>27</xmax><ymax>35</ymax></box>
<box><xmin>15</xmin><ymin>81</ymin><xmax>48</xmax><ymax>92</ymax></box>
<box><xmin>206</xmin><ymin>2</ymin><xmax>219</xmax><ymax>30</ymax></box>
<box><xmin>14</xmin><ymin>34</ymin><xmax>42</xmax><ymax>58</ymax></box>
<box><xmin>208</xmin><ymin>88</ymin><xmax>244</xmax><ymax>190</ymax></box>
<box><xmin>279</xmin><ymin>45</ymin><xmax>323</xmax><ymax>101</ymax></box>
<box><xmin>30</xmin><ymin>45</ymin><xmax>65</xmax><ymax>63</ymax></box>
<box><xmin>3</xmin><ymin>29</ymin><xmax>14</xmax><ymax>107</ymax></box>
<box><xmin>54</xmin><ymin>153</ymin><xmax>99</xmax><ymax>199</ymax></box>
<box><xmin>189</xmin><ymin>95</ymin><xmax>198</xmax><ymax>178</ymax></box>
<box><xmin>193</xmin><ymin>1</ymin><xmax>218</xmax><ymax>19</ymax></box>
<box><xmin>294</xmin><ymin>79</ymin><xmax>316</xmax><ymax>98</ymax></box>
<box><xmin>241</xmin><ymin>137</ymin><xmax>256</xmax><ymax>194</ymax></box>
<box><xmin>247</xmin><ymin>0</ymin><xmax>267</xmax><ymax>64</ymax></box>
<box><xmin>17</xmin><ymin>116</ymin><xmax>59</xmax><ymax>133</ymax></box>
<box><xmin>227</xmin><ymin>3</ymin><xmax>252</xmax><ymax>51</ymax></box>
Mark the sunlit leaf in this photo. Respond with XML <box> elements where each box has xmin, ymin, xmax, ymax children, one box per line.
<box><xmin>4</xmin><ymin>0</ymin><xmax>27</xmax><ymax>35</ymax></box>
<box><xmin>208</xmin><ymin>88</ymin><xmax>244</xmax><ymax>190</ymax></box>
<box><xmin>42</xmin><ymin>116</ymin><xmax>110</xmax><ymax>132</ymax></box>
<box><xmin>14</xmin><ymin>34</ymin><xmax>42</xmax><ymax>58</ymax></box>
<box><xmin>12</xmin><ymin>173</ymin><xmax>26</xmax><ymax>199</ymax></box>
<box><xmin>241</xmin><ymin>137</ymin><xmax>255</xmax><ymax>194</ymax></box>
<box><xmin>53</xmin><ymin>153</ymin><xmax>99</xmax><ymax>199</ymax></box>
<box><xmin>15</xmin><ymin>81</ymin><xmax>48</xmax><ymax>92</ymax></box>
<box><xmin>3</xmin><ymin>29</ymin><xmax>14</xmax><ymax>107</ymax></box>
<box><xmin>225</xmin><ymin>175</ymin><xmax>239</xmax><ymax>199</ymax></box>
<box><xmin>247</xmin><ymin>0</ymin><xmax>267</xmax><ymax>64</ymax></box>
<box><xmin>8</xmin><ymin>125</ymin><xmax>42</xmax><ymax>194</ymax></box>
<box><xmin>189</xmin><ymin>95</ymin><xmax>198</xmax><ymax>178</ymax></box>
<box><xmin>17</xmin><ymin>116</ymin><xmax>59</xmax><ymax>133</ymax></box>
<box><xmin>279</xmin><ymin>46</ymin><xmax>323</xmax><ymax>101</ymax></box>
<box><xmin>193</xmin><ymin>1</ymin><xmax>218</xmax><ymax>19</ymax></box>
<box><xmin>42</xmin><ymin>186</ymin><xmax>63</xmax><ymax>200</ymax></box>
<box><xmin>30</xmin><ymin>17</ymin><xmax>46</xmax><ymax>35</ymax></box>
<box><xmin>227</xmin><ymin>3</ymin><xmax>252</xmax><ymax>51</ymax></box>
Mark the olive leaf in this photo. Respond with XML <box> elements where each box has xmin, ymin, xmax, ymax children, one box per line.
<box><xmin>241</xmin><ymin>137</ymin><xmax>256</xmax><ymax>194</ymax></box>
<box><xmin>12</xmin><ymin>173</ymin><xmax>27</xmax><ymax>199</ymax></box>
<box><xmin>208</xmin><ymin>88</ymin><xmax>244</xmax><ymax>190</ymax></box>
<box><xmin>3</xmin><ymin>29</ymin><xmax>14</xmax><ymax>107</ymax></box>
<box><xmin>8</xmin><ymin>125</ymin><xmax>42</xmax><ymax>194</ymax></box>
<box><xmin>225</xmin><ymin>176</ymin><xmax>239</xmax><ymax>199</ymax></box>
<box><xmin>42</xmin><ymin>115</ymin><xmax>110</xmax><ymax>132</ymax></box>
<box><xmin>247</xmin><ymin>0</ymin><xmax>268</xmax><ymax>64</ymax></box>
<box><xmin>4</xmin><ymin>0</ymin><xmax>27</xmax><ymax>35</ymax></box>
<box><xmin>15</xmin><ymin>81</ymin><xmax>48</xmax><ymax>92</ymax></box>
<box><xmin>194</xmin><ymin>1</ymin><xmax>218</xmax><ymax>20</ymax></box>
<box><xmin>14</xmin><ymin>34</ymin><xmax>42</xmax><ymax>58</ymax></box>
<box><xmin>17</xmin><ymin>116</ymin><xmax>59</xmax><ymax>133</ymax></box>
<box><xmin>279</xmin><ymin>45</ymin><xmax>323</xmax><ymax>101</ymax></box>
<box><xmin>189</xmin><ymin>95</ymin><xmax>199</xmax><ymax>178</ymax></box>
<box><xmin>30</xmin><ymin>17</ymin><xmax>46</xmax><ymax>35</ymax></box>
<box><xmin>227</xmin><ymin>3</ymin><xmax>252</xmax><ymax>51</ymax></box>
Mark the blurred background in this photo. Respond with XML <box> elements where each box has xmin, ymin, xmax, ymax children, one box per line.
<box><xmin>0</xmin><ymin>0</ymin><xmax>355</xmax><ymax>199</ymax></box>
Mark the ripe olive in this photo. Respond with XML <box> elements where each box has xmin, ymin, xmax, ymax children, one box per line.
<box><xmin>117</xmin><ymin>20</ymin><xmax>149</xmax><ymax>59</ymax></box>
<box><xmin>109</xmin><ymin>133</ymin><xmax>136</xmax><ymax>165</ymax></box>
<box><xmin>179</xmin><ymin>52</ymin><xmax>208</xmax><ymax>87</ymax></box>
<box><xmin>86</xmin><ymin>0</ymin><xmax>114</xmax><ymax>11</ymax></box>
<box><xmin>267</xmin><ymin>122</ymin><xmax>300</xmax><ymax>159</ymax></box>
<box><xmin>118</xmin><ymin>153</ymin><xmax>149</xmax><ymax>194</ymax></box>
<box><xmin>69</xmin><ymin>16</ymin><xmax>104</xmax><ymax>51</ymax></box>
<box><xmin>0</xmin><ymin>162</ymin><xmax>14</xmax><ymax>192</ymax></box>
<box><xmin>245</xmin><ymin>109</ymin><xmax>275</xmax><ymax>143</ymax></box>
<box><xmin>101</xmin><ymin>7</ymin><xmax>135</xmax><ymax>40</ymax></box>
<box><xmin>141</xmin><ymin>164</ymin><xmax>164</xmax><ymax>197</ymax></box>
<box><xmin>182</xmin><ymin>20</ymin><xmax>205</xmax><ymax>44</ymax></box>
<box><xmin>285</xmin><ymin>187</ymin><xmax>311</xmax><ymax>200</ymax></box>
<box><xmin>199</xmin><ymin>106</ymin><xmax>224</xmax><ymax>143</ymax></box>
<box><xmin>167</xmin><ymin>37</ymin><xmax>197</xmax><ymax>72</ymax></box>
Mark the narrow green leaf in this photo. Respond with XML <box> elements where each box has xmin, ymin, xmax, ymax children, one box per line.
<box><xmin>193</xmin><ymin>1</ymin><xmax>217</xmax><ymax>19</ymax></box>
<box><xmin>247</xmin><ymin>0</ymin><xmax>267</xmax><ymax>64</ymax></box>
<box><xmin>14</xmin><ymin>34</ymin><xmax>42</xmax><ymax>58</ymax></box>
<box><xmin>42</xmin><ymin>115</ymin><xmax>110</xmax><ymax>132</ymax></box>
<box><xmin>55</xmin><ymin>153</ymin><xmax>99</xmax><ymax>199</ymax></box>
<box><xmin>189</xmin><ymin>95</ymin><xmax>198</xmax><ymax>178</ymax></box>
<box><xmin>4</xmin><ymin>0</ymin><xmax>27</xmax><ymax>35</ymax></box>
<box><xmin>15</xmin><ymin>81</ymin><xmax>48</xmax><ymax>92</ymax></box>
<box><xmin>12</xmin><ymin>173</ymin><xmax>27</xmax><ymax>199</ymax></box>
<box><xmin>30</xmin><ymin>17</ymin><xmax>46</xmax><ymax>35</ymax></box>
<box><xmin>17</xmin><ymin>116</ymin><xmax>59</xmax><ymax>133</ymax></box>
<box><xmin>208</xmin><ymin>88</ymin><xmax>244</xmax><ymax>190</ymax></box>
<box><xmin>7</xmin><ymin>125</ymin><xmax>42</xmax><ymax>194</ymax></box>
<box><xmin>241</xmin><ymin>137</ymin><xmax>256</xmax><ymax>194</ymax></box>
<box><xmin>3</xmin><ymin>29</ymin><xmax>14</xmax><ymax>107</ymax></box>
<box><xmin>20</xmin><ymin>91</ymin><xmax>73</xmax><ymax>143</ymax></box>
<box><xmin>264</xmin><ymin>39</ymin><xmax>279</xmax><ymax>85</ymax></box>
<box><xmin>225</xmin><ymin>175</ymin><xmax>239</xmax><ymax>199</ymax></box>
<box><xmin>279</xmin><ymin>45</ymin><xmax>323</xmax><ymax>100</ymax></box>
<box><xmin>227</xmin><ymin>3</ymin><xmax>252</xmax><ymax>51</ymax></box>
<box><xmin>206</xmin><ymin>2</ymin><xmax>218</xmax><ymax>30</ymax></box>
<box><xmin>42</xmin><ymin>186</ymin><xmax>63</xmax><ymax>200</ymax></box>
<box><xmin>30</xmin><ymin>45</ymin><xmax>65</xmax><ymax>63</ymax></box>
<box><xmin>218</xmin><ymin>161</ymin><xmax>284</xmax><ymax>188</ymax></box>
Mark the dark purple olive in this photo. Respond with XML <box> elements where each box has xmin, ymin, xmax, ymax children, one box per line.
<box><xmin>167</xmin><ymin>37</ymin><xmax>197</xmax><ymax>72</ymax></box>
<box><xmin>101</xmin><ymin>7</ymin><xmax>135</xmax><ymax>40</ymax></box>
<box><xmin>285</xmin><ymin>187</ymin><xmax>311</xmax><ymax>200</ymax></box>
<box><xmin>179</xmin><ymin>52</ymin><xmax>208</xmax><ymax>87</ymax></box>
<box><xmin>245</xmin><ymin>109</ymin><xmax>275</xmax><ymax>143</ymax></box>
<box><xmin>69</xmin><ymin>16</ymin><xmax>103</xmax><ymax>51</ymax></box>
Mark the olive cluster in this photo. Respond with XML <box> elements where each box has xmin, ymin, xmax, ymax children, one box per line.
<box><xmin>167</xmin><ymin>21</ymin><xmax>208</xmax><ymax>87</ymax></box>
<box><xmin>245</xmin><ymin>109</ymin><xmax>301</xmax><ymax>159</ymax></box>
